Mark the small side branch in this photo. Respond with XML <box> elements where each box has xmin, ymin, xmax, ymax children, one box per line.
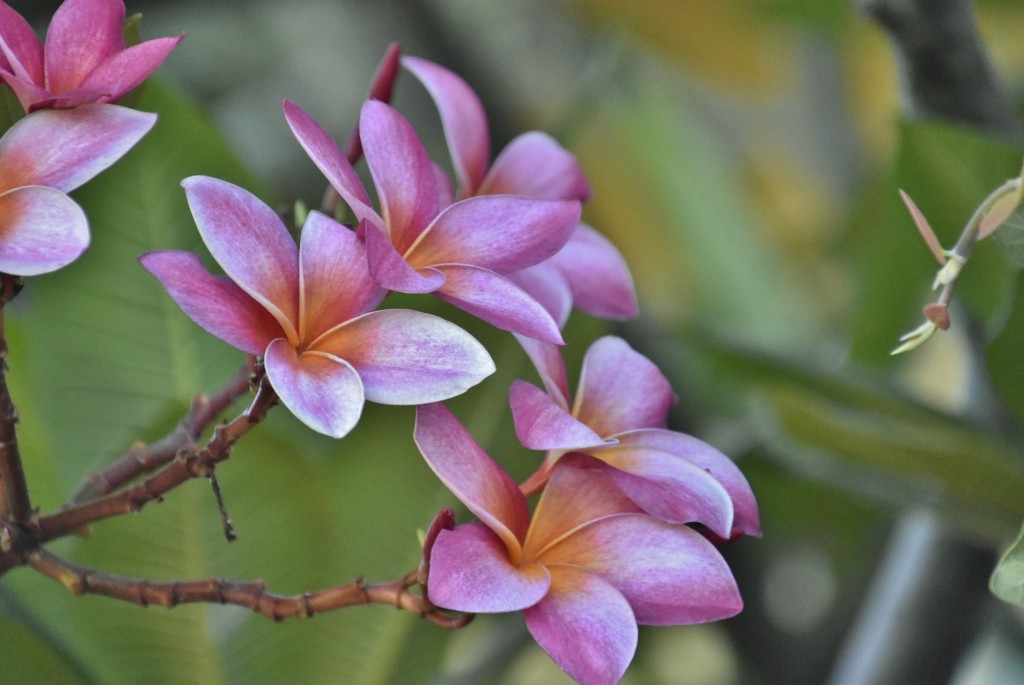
<box><xmin>27</xmin><ymin>546</ymin><xmax>472</xmax><ymax>628</ymax></box>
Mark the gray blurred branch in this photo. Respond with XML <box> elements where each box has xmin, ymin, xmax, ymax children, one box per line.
<box><xmin>853</xmin><ymin>0</ymin><xmax>1022</xmax><ymax>142</ymax></box>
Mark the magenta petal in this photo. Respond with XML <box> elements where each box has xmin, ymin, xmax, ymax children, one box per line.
<box><xmin>45</xmin><ymin>0</ymin><xmax>125</xmax><ymax>93</ymax></box>
<box><xmin>264</xmin><ymin>339</ymin><xmax>365</xmax><ymax>439</ymax></box>
<box><xmin>524</xmin><ymin>566</ymin><xmax>637</xmax><ymax>685</ymax></box>
<box><xmin>428</xmin><ymin>524</ymin><xmax>550</xmax><ymax>613</ymax></box>
<box><xmin>0</xmin><ymin>75</ymin><xmax>51</xmax><ymax>113</ymax></box>
<box><xmin>574</xmin><ymin>337</ymin><xmax>675</xmax><ymax>435</ymax></box>
<box><xmin>81</xmin><ymin>36</ymin><xmax>184</xmax><ymax>102</ymax></box>
<box><xmin>480</xmin><ymin>131</ymin><xmax>591</xmax><ymax>201</ymax></box>
<box><xmin>140</xmin><ymin>251</ymin><xmax>281</xmax><ymax>354</ymax></box>
<box><xmin>615</xmin><ymin>429</ymin><xmax>761</xmax><ymax>537</ymax></box>
<box><xmin>590</xmin><ymin>445</ymin><xmax>734</xmax><ymax>537</ymax></box>
<box><xmin>433</xmin><ymin>264</ymin><xmax>564</xmax><ymax>344</ymax></box>
<box><xmin>550</xmin><ymin>225</ymin><xmax>638</xmax><ymax>321</ymax></box>
<box><xmin>282</xmin><ymin>100</ymin><xmax>379</xmax><ymax>227</ymax></box>
<box><xmin>415</xmin><ymin>403</ymin><xmax>531</xmax><ymax>549</ymax></box>
<box><xmin>510</xmin><ymin>380</ymin><xmax>607</xmax><ymax>451</ymax></box>
<box><xmin>0</xmin><ymin>3</ymin><xmax>43</xmax><ymax>84</ymax></box>
<box><xmin>556</xmin><ymin>514</ymin><xmax>743</xmax><ymax>625</ymax></box>
<box><xmin>0</xmin><ymin>186</ymin><xmax>87</xmax><ymax>275</ymax></box>
<box><xmin>412</xmin><ymin>195</ymin><xmax>581</xmax><ymax>274</ymax></box>
<box><xmin>182</xmin><ymin>176</ymin><xmax>300</xmax><ymax>338</ymax></box>
<box><xmin>514</xmin><ymin>334</ymin><xmax>571</xmax><ymax>409</ymax></box>
<box><xmin>507</xmin><ymin>263</ymin><xmax>572</xmax><ymax>330</ymax></box>
<box><xmin>360</xmin><ymin>100</ymin><xmax>440</xmax><ymax>253</ymax></box>
<box><xmin>0</xmin><ymin>104</ymin><xmax>155</xmax><ymax>193</ymax></box>
<box><xmin>364</xmin><ymin>220</ymin><xmax>445</xmax><ymax>293</ymax></box>
<box><xmin>314</xmin><ymin>309</ymin><xmax>495</xmax><ymax>405</ymax></box>
<box><xmin>401</xmin><ymin>56</ymin><xmax>490</xmax><ymax>196</ymax></box>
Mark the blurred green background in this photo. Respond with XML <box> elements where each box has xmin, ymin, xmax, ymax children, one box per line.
<box><xmin>3</xmin><ymin>1</ymin><xmax>1024</xmax><ymax>683</ymax></box>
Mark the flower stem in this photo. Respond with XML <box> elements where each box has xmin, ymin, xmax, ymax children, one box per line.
<box><xmin>0</xmin><ymin>273</ymin><xmax>30</xmax><ymax>524</ymax></box>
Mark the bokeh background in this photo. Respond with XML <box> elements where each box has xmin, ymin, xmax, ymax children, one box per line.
<box><xmin>3</xmin><ymin>1</ymin><xmax>1024</xmax><ymax>683</ymax></box>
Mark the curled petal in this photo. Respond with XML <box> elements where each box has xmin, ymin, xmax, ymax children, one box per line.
<box><xmin>591</xmin><ymin>445</ymin><xmax>735</xmax><ymax>538</ymax></box>
<box><xmin>411</xmin><ymin>195</ymin><xmax>580</xmax><ymax>274</ymax></box>
<box><xmin>0</xmin><ymin>3</ymin><xmax>43</xmax><ymax>84</ymax></box>
<box><xmin>480</xmin><ymin>131</ymin><xmax>591</xmax><ymax>201</ymax></box>
<box><xmin>139</xmin><ymin>250</ymin><xmax>281</xmax><ymax>355</ymax></box>
<box><xmin>182</xmin><ymin>176</ymin><xmax>299</xmax><ymax>341</ymax></box>
<box><xmin>549</xmin><ymin>225</ymin><xmax>637</xmax><ymax>321</ymax></box>
<box><xmin>574</xmin><ymin>336</ymin><xmax>675</xmax><ymax>435</ymax></box>
<box><xmin>80</xmin><ymin>36</ymin><xmax>184</xmax><ymax>103</ymax></box>
<box><xmin>428</xmin><ymin>524</ymin><xmax>550</xmax><ymax>613</ymax></box>
<box><xmin>0</xmin><ymin>75</ymin><xmax>51</xmax><ymax>113</ymax></box>
<box><xmin>514</xmin><ymin>334</ymin><xmax>571</xmax><ymax>409</ymax></box>
<box><xmin>360</xmin><ymin>100</ymin><xmax>440</xmax><ymax>253</ymax></box>
<box><xmin>45</xmin><ymin>0</ymin><xmax>125</xmax><ymax>94</ymax></box>
<box><xmin>0</xmin><ymin>186</ymin><xmax>87</xmax><ymax>275</ymax></box>
<box><xmin>524</xmin><ymin>566</ymin><xmax>637</xmax><ymax>685</ymax></box>
<box><xmin>402</xmin><ymin>56</ymin><xmax>490</xmax><ymax>196</ymax></box>
<box><xmin>264</xmin><ymin>339</ymin><xmax>364</xmax><ymax>439</ymax></box>
<box><xmin>434</xmin><ymin>264</ymin><xmax>564</xmax><ymax>344</ymax></box>
<box><xmin>507</xmin><ymin>263</ymin><xmax>573</xmax><ymax>330</ymax></box>
<box><xmin>364</xmin><ymin>220</ymin><xmax>446</xmax><ymax>293</ymax></box>
<box><xmin>0</xmin><ymin>104</ymin><xmax>156</xmax><ymax>193</ymax></box>
<box><xmin>509</xmin><ymin>380</ymin><xmax>606</xmax><ymax>451</ymax></box>
<box><xmin>314</xmin><ymin>310</ymin><xmax>494</xmax><ymax>404</ymax></box>
<box><xmin>614</xmin><ymin>429</ymin><xmax>761</xmax><ymax>537</ymax></box>
<box><xmin>283</xmin><ymin>100</ymin><xmax>379</xmax><ymax>226</ymax></box>
<box><xmin>414</xmin><ymin>403</ymin><xmax>530</xmax><ymax>554</ymax></box>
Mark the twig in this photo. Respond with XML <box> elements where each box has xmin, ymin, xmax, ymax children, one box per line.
<box><xmin>0</xmin><ymin>273</ymin><xmax>30</xmax><ymax>524</ymax></box>
<box><xmin>26</xmin><ymin>545</ymin><xmax>473</xmax><ymax>628</ymax></box>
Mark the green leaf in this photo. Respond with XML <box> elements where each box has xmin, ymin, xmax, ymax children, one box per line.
<box><xmin>991</xmin><ymin>519</ymin><xmax>1024</xmax><ymax>606</ymax></box>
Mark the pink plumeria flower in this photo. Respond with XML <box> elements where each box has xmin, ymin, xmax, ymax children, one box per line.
<box><xmin>510</xmin><ymin>336</ymin><xmax>760</xmax><ymax>541</ymax></box>
<box><xmin>0</xmin><ymin>0</ymin><xmax>182</xmax><ymax>112</ymax></box>
<box><xmin>402</xmin><ymin>56</ymin><xmax>637</xmax><ymax>327</ymax></box>
<box><xmin>416</xmin><ymin>402</ymin><xmax>742</xmax><ymax>685</ymax></box>
<box><xmin>140</xmin><ymin>176</ymin><xmax>495</xmax><ymax>439</ymax></box>
<box><xmin>284</xmin><ymin>99</ymin><xmax>580</xmax><ymax>345</ymax></box>
<box><xmin>0</xmin><ymin>103</ymin><xmax>154</xmax><ymax>275</ymax></box>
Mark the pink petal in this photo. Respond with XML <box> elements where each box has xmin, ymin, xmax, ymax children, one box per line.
<box><xmin>514</xmin><ymin>334</ymin><xmax>571</xmax><ymax>409</ymax></box>
<box><xmin>589</xmin><ymin>444</ymin><xmax>735</xmax><ymax>538</ymax></box>
<box><xmin>401</xmin><ymin>56</ymin><xmax>490</xmax><ymax>197</ymax></box>
<box><xmin>0</xmin><ymin>3</ymin><xmax>43</xmax><ymax>84</ymax></box>
<box><xmin>45</xmin><ymin>0</ymin><xmax>125</xmax><ymax>94</ymax></box>
<box><xmin>428</xmin><ymin>524</ymin><xmax>550</xmax><ymax>613</ymax></box>
<box><xmin>542</xmin><ymin>514</ymin><xmax>743</xmax><ymax>625</ymax></box>
<box><xmin>509</xmin><ymin>380</ymin><xmax>607</xmax><ymax>451</ymax></box>
<box><xmin>410</xmin><ymin>195</ymin><xmax>580</xmax><ymax>274</ymax></box>
<box><xmin>0</xmin><ymin>74</ymin><xmax>51</xmax><ymax>113</ymax></box>
<box><xmin>480</xmin><ymin>131</ymin><xmax>591</xmax><ymax>201</ymax></box>
<box><xmin>263</xmin><ymin>338</ymin><xmax>365</xmax><ymax>439</ymax></box>
<box><xmin>0</xmin><ymin>186</ymin><xmax>87</xmax><ymax>275</ymax></box>
<box><xmin>0</xmin><ymin>104</ymin><xmax>155</xmax><ymax>193</ymax></box>
<box><xmin>414</xmin><ymin>403</ymin><xmax>531</xmax><ymax>555</ymax></box>
<box><xmin>432</xmin><ymin>264</ymin><xmax>564</xmax><ymax>344</ymax></box>
<box><xmin>360</xmin><ymin>100</ymin><xmax>440</xmax><ymax>253</ymax></box>
<box><xmin>524</xmin><ymin>566</ymin><xmax>637</xmax><ymax>685</ymax></box>
<box><xmin>298</xmin><ymin>212</ymin><xmax>383</xmax><ymax>341</ymax></box>
<box><xmin>312</xmin><ymin>309</ymin><xmax>494</xmax><ymax>404</ymax></box>
<box><xmin>507</xmin><ymin>263</ymin><xmax>572</xmax><ymax>330</ymax></box>
<box><xmin>574</xmin><ymin>336</ymin><xmax>675</xmax><ymax>436</ymax></box>
<box><xmin>614</xmin><ymin>429</ymin><xmax>761</xmax><ymax>537</ymax></box>
<box><xmin>899</xmin><ymin>189</ymin><xmax>946</xmax><ymax>265</ymax></box>
<box><xmin>282</xmin><ymin>100</ymin><xmax>379</xmax><ymax>227</ymax></box>
<box><xmin>363</xmin><ymin>219</ymin><xmax>446</xmax><ymax>293</ymax></box>
<box><xmin>139</xmin><ymin>250</ymin><xmax>282</xmax><ymax>355</ymax></box>
<box><xmin>80</xmin><ymin>35</ymin><xmax>184</xmax><ymax>103</ymax></box>
<box><xmin>549</xmin><ymin>224</ymin><xmax>637</xmax><ymax>320</ymax></box>
<box><xmin>182</xmin><ymin>176</ymin><xmax>300</xmax><ymax>342</ymax></box>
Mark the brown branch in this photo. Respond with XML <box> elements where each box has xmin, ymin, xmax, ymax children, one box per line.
<box><xmin>29</xmin><ymin>375</ymin><xmax>278</xmax><ymax>545</ymax></box>
<box><xmin>0</xmin><ymin>273</ymin><xmax>30</xmax><ymax>524</ymax></box>
<box><xmin>69</xmin><ymin>362</ymin><xmax>254</xmax><ymax>505</ymax></box>
<box><xmin>26</xmin><ymin>545</ymin><xmax>472</xmax><ymax>628</ymax></box>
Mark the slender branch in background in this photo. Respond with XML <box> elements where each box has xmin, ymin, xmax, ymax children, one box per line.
<box><xmin>28</xmin><ymin>375</ymin><xmax>278</xmax><ymax>545</ymax></box>
<box><xmin>0</xmin><ymin>273</ymin><xmax>30</xmax><ymax>524</ymax></box>
<box><xmin>69</xmin><ymin>362</ymin><xmax>254</xmax><ymax>505</ymax></box>
<box><xmin>26</xmin><ymin>545</ymin><xmax>472</xmax><ymax>628</ymax></box>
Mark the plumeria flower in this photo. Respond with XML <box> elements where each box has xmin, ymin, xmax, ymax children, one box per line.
<box><xmin>140</xmin><ymin>176</ymin><xmax>495</xmax><ymax>439</ymax></box>
<box><xmin>0</xmin><ymin>0</ymin><xmax>183</xmax><ymax>112</ymax></box>
<box><xmin>284</xmin><ymin>98</ymin><xmax>580</xmax><ymax>345</ymax></box>
<box><xmin>402</xmin><ymin>55</ymin><xmax>637</xmax><ymax>327</ymax></box>
<box><xmin>416</xmin><ymin>402</ymin><xmax>742</xmax><ymax>685</ymax></box>
<box><xmin>0</xmin><ymin>103</ymin><xmax>155</xmax><ymax>275</ymax></box>
<box><xmin>510</xmin><ymin>336</ymin><xmax>760</xmax><ymax>540</ymax></box>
